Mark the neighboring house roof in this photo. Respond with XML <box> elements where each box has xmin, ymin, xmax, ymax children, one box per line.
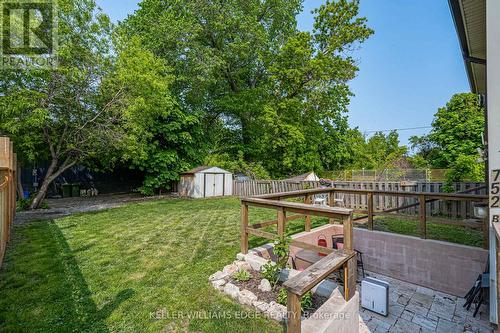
<box><xmin>180</xmin><ymin>166</ymin><xmax>232</xmax><ymax>175</ymax></box>
<box><xmin>449</xmin><ymin>0</ymin><xmax>486</xmax><ymax>94</ymax></box>
<box><xmin>284</xmin><ymin>171</ymin><xmax>319</xmax><ymax>182</ymax></box>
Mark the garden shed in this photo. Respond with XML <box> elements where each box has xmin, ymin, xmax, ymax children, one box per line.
<box><xmin>179</xmin><ymin>166</ymin><xmax>233</xmax><ymax>198</ymax></box>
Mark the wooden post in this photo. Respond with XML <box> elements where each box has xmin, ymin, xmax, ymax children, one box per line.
<box><xmin>328</xmin><ymin>191</ymin><xmax>335</xmax><ymax>224</ymax></box>
<box><xmin>304</xmin><ymin>195</ymin><xmax>311</xmax><ymax>231</ymax></box>
<box><xmin>287</xmin><ymin>291</ymin><xmax>301</xmax><ymax>333</ymax></box>
<box><xmin>367</xmin><ymin>192</ymin><xmax>374</xmax><ymax>230</ymax></box>
<box><xmin>343</xmin><ymin>211</ymin><xmax>356</xmax><ymax>301</ymax></box>
<box><xmin>277</xmin><ymin>207</ymin><xmax>285</xmax><ymax>237</ymax></box>
<box><xmin>419</xmin><ymin>194</ymin><xmax>427</xmax><ymax>239</ymax></box>
<box><xmin>344</xmin><ymin>212</ymin><xmax>353</xmax><ymax>251</ymax></box>
<box><xmin>241</xmin><ymin>203</ymin><xmax>249</xmax><ymax>254</ymax></box>
<box><xmin>483</xmin><ymin>217</ymin><xmax>490</xmax><ymax>250</ymax></box>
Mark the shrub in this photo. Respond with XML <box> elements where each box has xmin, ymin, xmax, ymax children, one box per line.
<box><xmin>277</xmin><ymin>288</ymin><xmax>313</xmax><ymax>311</ymax></box>
<box><xmin>261</xmin><ymin>262</ymin><xmax>280</xmax><ymax>287</ymax></box>
<box><xmin>261</xmin><ymin>235</ymin><xmax>291</xmax><ymax>289</ymax></box>
<box><xmin>233</xmin><ymin>269</ymin><xmax>251</xmax><ymax>282</ymax></box>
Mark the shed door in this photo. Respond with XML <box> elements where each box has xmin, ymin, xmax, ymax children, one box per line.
<box><xmin>214</xmin><ymin>174</ymin><xmax>224</xmax><ymax>196</ymax></box>
<box><xmin>204</xmin><ymin>173</ymin><xmax>225</xmax><ymax>197</ymax></box>
<box><xmin>204</xmin><ymin>173</ymin><xmax>215</xmax><ymax>197</ymax></box>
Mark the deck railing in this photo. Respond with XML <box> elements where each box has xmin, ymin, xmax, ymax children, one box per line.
<box><xmin>241</xmin><ymin>185</ymin><xmax>488</xmax><ymax>332</ymax></box>
<box><xmin>240</xmin><ymin>193</ymin><xmax>357</xmax><ymax>333</ymax></box>
<box><xmin>255</xmin><ymin>187</ymin><xmax>489</xmax><ymax>248</ymax></box>
<box><xmin>0</xmin><ymin>137</ymin><xmax>17</xmax><ymax>268</ymax></box>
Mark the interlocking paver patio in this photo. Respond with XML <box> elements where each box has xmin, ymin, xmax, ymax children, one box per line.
<box><xmin>358</xmin><ymin>271</ymin><xmax>495</xmax><ymax>332</ymax></box>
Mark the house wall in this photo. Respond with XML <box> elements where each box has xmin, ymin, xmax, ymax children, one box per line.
<box><xmin>487</xmin><ymin>0</ymin><xmax>500</xmax><ymax>324</ymax></box>
<box><xmin>290</xmin><ymin>225</ymin><xmax>487</xmax><ymax>296</ymax></box>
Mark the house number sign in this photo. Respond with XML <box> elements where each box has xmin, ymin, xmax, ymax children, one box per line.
<box><xmin>492</xmin><ymin>169</ymin><xmax>500</xmax><ymax>222</ymax></box>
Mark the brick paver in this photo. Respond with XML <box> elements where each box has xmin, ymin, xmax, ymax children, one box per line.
<box><xmin>358</xmin><ymin>272</ymin><xmax>494</xmax><ymax>333</ymax></box>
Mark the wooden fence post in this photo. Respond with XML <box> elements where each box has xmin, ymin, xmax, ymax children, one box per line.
<box><xmin>287</xmin><ymin>291</ymin><xmax>301</xmax><ymax>333</ymax></box>
<box><xmin>367</xmin><ymin>192</ymin><xmax>374</xmax><ymax>230</ymax></box>
<box><xmin>328</xmin><ymin>191</ymin><xmax>335</xmax><ymax>224</ymax></box>
<box><xmin>483</xmin><ymin>217</ymin><xmax>489</xmax><ymax>250</ymax></box>
<box><xmin>304</xmin><ymin>195</ymin><xmax>311</xmax><ymax>231</ymax></box>
<box><xmin>419</xmin><ymin>195</ymin><xmax>427</xmax><ymax>239</ymax></box>
<box><xmin>344</xmin><ymin>212</ymin><xmax>356</xmax><ymax>301</ymax></box>
<box><xmin>241</xmin><ymin>203</ymin><xmax>249</xmax><ymax>254</ymax></box>
<box><xmin>277</xmin><ymin>207</ymin><xmax>285</xmax><ymax>237</ymax></box>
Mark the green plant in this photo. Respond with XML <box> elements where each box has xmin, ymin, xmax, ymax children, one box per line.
<box><xmin>277</xmin><ymin>288</ymin><xmax>313</xmax><ymax>311</ymax></box>
<box><xmin>261</xmin><ymin>262</ymin><xmax>280</xmax><ymax>287</ymax></box>
<box><xmin>233</xmin><ymin>269</ymin><xmax>251</xmax><ymax>282</ymax></box>
<box><xmin>17</xmin><ymin>197</ymin><xmax>49</xmax><ymax>211</ymax></box>
<box><xmin>273</xmin><ymin>236</ymin><xmax>291</xmax><ymax>269</ymax></box>
<box><xmin>17</xmin><ymin>198</ymin><xmax>31</xmax><ymax>211</ymax></box>
<box><xmin>261</xmin><ymin>236</ymin><xmax>292</xmax><ymax>288</ymax></box>
<box><xmin>277</xmin><ymin>287</ymin><xmax>287</xmax><ymax>305</ymax></box>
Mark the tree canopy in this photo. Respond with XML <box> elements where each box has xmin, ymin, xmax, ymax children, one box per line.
<box><xmin>122</xmin><ymin>0</ymin><xmax>373</xmax><ymax>178</ymax></box>
<box><xmin>410</xmin><ymin>93</ymin><xmax>485</xmax><ymax>182</ymax></box>
<box><xmin>1</xmin><ymin>0</ymin><xmax>377</xmax><ymax>206</ymax></box>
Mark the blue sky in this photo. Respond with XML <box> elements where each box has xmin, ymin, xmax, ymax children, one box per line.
<box><xmin>95</xmin><ymin>0</ymin><xmax>470</xmax><ymax>145</ymax></box>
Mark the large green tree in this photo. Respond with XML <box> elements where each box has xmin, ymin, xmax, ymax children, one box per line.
<box><xmin>122</xmin><ymin>0</ymin><xmax>373</xmax><ymax>177</ymax></box>
<box><xmin>0</xmin><ymin>0</ymin><xmax>202</xmax><ymax>206</ymax></box>
<box><xmin>0</xmin><ymin>0</ymin><xmax>118</xmax><ymax>208</ymax></box>
<box><xmin>410</xmin><ymin>92</ymin><xmax>485</xmax><ymax>182</ymax></box>
<box><xmin>344</xmin><ymin>129</ymin><xmax>408</xmax><ymax>170</ymax></box>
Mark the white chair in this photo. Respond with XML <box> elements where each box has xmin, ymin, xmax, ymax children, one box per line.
<box><xmin>313</xmin><ymin>194</ymin><xmax>328</xmax><ymax>206</ymax></box>
<box><xmin>333</xmin><ymin>193</ymin><xmax>345</xmax><ymax>207</ymax></box>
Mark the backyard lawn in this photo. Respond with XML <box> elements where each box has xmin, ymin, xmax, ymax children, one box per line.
<box><xmin>0</xmin><ymin>197</ymin><xmax>484</xmax><ymax>332</ymax></box>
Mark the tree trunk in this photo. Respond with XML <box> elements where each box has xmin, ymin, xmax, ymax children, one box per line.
<box><xmin>29</xmin><ymin>158</ymin><xmax>58</xmax><ymax>210</ymax></box>
<box><xmin>30</xmin><ymin>174</ymin><xmax>53</xmax><ymax>209</ymax></box>
<box><xmin>16</xmin><ymin>164</ymin><xmax>24</xmax><ymax>199</ymax></box>
<box><xmin>29</xmin><ymin>158</ymin><xmax>76</xmax><ymax>209</ymax></box>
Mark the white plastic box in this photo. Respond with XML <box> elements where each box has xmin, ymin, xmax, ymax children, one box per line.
<box><xmin>361</xmin><ymin>277</ymin><xmax>389</xmax><ymax>316</ymax></box>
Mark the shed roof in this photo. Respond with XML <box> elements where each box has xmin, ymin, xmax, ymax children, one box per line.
<box><xmin>180</xmin><ymin>166</ymin><xmax>231</xmax><ymax>175</ymax></box>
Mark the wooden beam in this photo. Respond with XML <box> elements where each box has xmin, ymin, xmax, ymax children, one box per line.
<box><xmin>304</xmin><ymin>194</ymin><xmax>312</xmax><ymax>232</ymax></box>
<box><xmin>241</xmin><ymin>197</ymin><xmax>352</xmax><ymax>219</ymax></box>
<box><xmin>241</xmin><ymin>203</ymin><xmax>249</xmax><ymax>254</ymax></box>
<box><xmin>250</xmin><ymin>214</ymin><xmax>304</xmax><ymax>229</ymax></box>
<box><xmin>343</xmin><ymin>212</ymin><xmax>353</xmax><ymax>251</ymax></box>
<box><xmin>367</xmin><ymin>192</ymin><xmax>374</xmax><ymax>230</ymax></box>
<box><xmin>256</xmin><ymin>187</ymin><xmax>488</xmax><ymax>201</ymax></box>
<box><xmin>287</xmin><ymin>292</ymin><xmax>301</xmax><ymax>333</ymax></box>
<box><xmin>283</xmin><ymin>250</ymin><xmax>356</xmax><ymax>296</ymax></box>
<box><xmin>419</xmin><ymin>194</ymin><xmax>427</xmax><ymax>239</ymax></box>
<box><xmin>246</xmin><ymin>227</ymin><xmax>277</xmax><ymax>240</ymax></box>
<box><xmin>0</xmin><ymin>137</ymin><xmax>11</xmax><ymax>170</ymax></box>
<box><xmin>277</xmin><ymin>207</ymin><xmax>285</xmax><ymax>237</ymax></box>
<box><xmin>291</xmin><ymin>239</ymin><xmax>334</xmax><ymax>255</ymax></box>
<box><xmin>328</xmin><ymin>192</ymin><xmax>335</xmax><ymax>224</ymax></box>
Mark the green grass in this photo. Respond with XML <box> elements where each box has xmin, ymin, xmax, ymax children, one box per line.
<box><xmin>0</xmin><ymin>197</ymin><xmax>293</xmax><ymax>333</ymax></box>
<box><xmin>0</xmin><ymin>197</ymin><xmax>482</xmax><ymax>332</ymax></box>
<box><xmin>367</xmin><ymin>216</ymin><xmax>484</xmax><ymax>247</ymax></box>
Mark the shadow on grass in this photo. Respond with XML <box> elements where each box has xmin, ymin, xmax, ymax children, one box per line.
<box><xmin>0</xmin><ymin>220</ymin><xmax>134</xmax><ymax>332</ymax></box>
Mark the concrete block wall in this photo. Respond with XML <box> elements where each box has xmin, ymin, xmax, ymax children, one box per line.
<box><xmin>288</xmin><ymin>225</ymin><xmax>488</xmax><ymax>297</ymax></box>
<box><xmin>353</xmin><ymin>228</ymin><xmax>488</xmax><ymax>296</ymax></box>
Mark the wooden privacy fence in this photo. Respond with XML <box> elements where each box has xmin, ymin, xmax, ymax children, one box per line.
<box><xmin>234</xmin><ymin>180</ymin><xmax>486</xmax><ymax>220</ymax></box>
<box><xmin>240</xmin><ymin>194</ymin><xmax>356</xmax><ymax>333</ymax></box>
<box><xmin>0</xmin><ymin>137</ymin><xmax>17</xmax><ymax>268</ymax></box>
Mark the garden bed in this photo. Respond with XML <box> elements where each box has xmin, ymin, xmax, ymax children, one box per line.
<box><xmin>209</xmin><ymin>251</ymin><xmax>332</xmax><ymax>322</ymax></box>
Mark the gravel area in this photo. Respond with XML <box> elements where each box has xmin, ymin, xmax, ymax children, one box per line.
<box><xmin>14</xmin><ymin>193</ymin><xmax>173</xmax><ymax>224</ymax></box>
